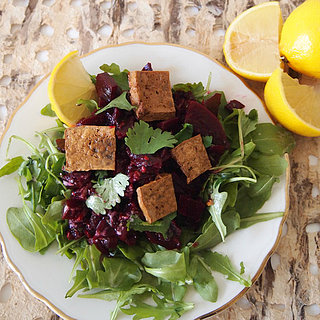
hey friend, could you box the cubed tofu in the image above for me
[128,71,176,121]
[137,174,177,223]
[65,125,116,172]
[171,134,211,183]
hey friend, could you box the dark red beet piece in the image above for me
[56,139,65,152]
[173,90,194,120]
[204,92,222,116]
[185,100,227,146]
[207,144,227,165]
[177,194,205,225]
[157,117,181,134]
[61,171,92,189]
[95,72,122,107]
[225,99,245,111]
[77,110,112,126]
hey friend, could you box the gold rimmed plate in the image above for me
[0,42,289,320]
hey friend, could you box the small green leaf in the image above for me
[240,211,284,228]
[0,156,24,177]
[172,82,207,102]
[41,103,56,117]
[96,92,135,114]
[99,63,129,90]
[202,136,213,148]
[201,251,251,287]
[174,123,193,145]
[125,121,177,155]
[128,212,177,237]
[76,99,98,113]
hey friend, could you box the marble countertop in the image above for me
[0,1,319,319]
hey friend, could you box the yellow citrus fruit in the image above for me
[264,67,320,137]
[48,51,96,126]
[280,0,320,78]
[223,1,282,82]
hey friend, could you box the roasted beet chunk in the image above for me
[173,90,193,120]
[141,62,153,71]
[95,72,122,107]
[185,101,227,146]
[204,92,223,116]
[61,171,92,189]
[225,99,245,112]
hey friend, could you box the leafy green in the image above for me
[142,250,187,283]
[99,63,129,90]
[174,123,193,145]
[240,211,284,228]
[202,136,213,148]
[96,92,136,114]
[189,255,218,302]
[172,82,207,102]
[76,99,98,113]
[128,212,177,237]
[0,156,24,177]
[247,153,288,176]
[86,173,129,214]
[249,123,295,155]
[121,294,194,320]
[201,251,251,287]
[40,103,56,117]
[125,121,177,155]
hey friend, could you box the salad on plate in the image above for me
[0,52,295,320]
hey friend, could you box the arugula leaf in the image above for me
[141,250,187,283]
[249,123,295,155]
[76,99,98,113]
[0,156,24,177]
[66,270,88,298]
[121,294,194,320]
[202,136,213,148]
[157,280,187,302]
[86,173,129,214]
[201,251,251,287]
[189,255,218,302]
[191,209,240,252]
[247,153,288,177]
[96,92,136,114]
[172,82,207,102]
[99,63,129,90]
[235,175,279,218]
[41,200,63,233]
[128,212,177,237]
[174,123,193,145]
[97,257,142,290]
[125,121,177,155]
[40,103,56,117]
[240,211,284,228]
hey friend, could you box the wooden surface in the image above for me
[0,0,319,319]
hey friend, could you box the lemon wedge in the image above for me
[48,51,96,126]
[264,68,320,137]
[223,1,282,82]
[280,0,320,78]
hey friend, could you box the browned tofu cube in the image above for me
[171,134,211,183]
[128,71,176,121]
[137,174,177,223]
[64,126,116,172]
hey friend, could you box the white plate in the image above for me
[0,43,288,320]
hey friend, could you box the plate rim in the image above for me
[0,41,290,320]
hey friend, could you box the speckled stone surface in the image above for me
[0,1,319,320]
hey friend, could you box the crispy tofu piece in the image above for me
[128,71,176,121]
[65,126,116,172]
[137,174,177,223]
[171,134,211,183]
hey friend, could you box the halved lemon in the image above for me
[48,51,96,126]
[223,2,282,82]
[264,68,320,137]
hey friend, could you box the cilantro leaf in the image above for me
[86,173,129,214]
[99,63,129,90]
[76,99,98,113]
[95,92,136,114]
[128,212,177,237]
[125,121,177,155]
